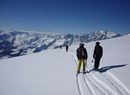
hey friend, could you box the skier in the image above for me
[76,43,88,75]
[93,42,103,70]
[66,45,69,52]
[60,45,62,49]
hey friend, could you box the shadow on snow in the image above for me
[89,64,127,73]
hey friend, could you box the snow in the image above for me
[0,50,79,95]
[99,30,117,37]
[0,29,120,57]
[0,35,130,95]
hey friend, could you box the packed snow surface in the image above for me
[0,35,130,95]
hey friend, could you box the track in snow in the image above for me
[76,75,82,95]
[76,69,130,95]
[92,70,130,95]
[76,73,96,95]
[69,52,130,95]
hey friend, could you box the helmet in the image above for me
[80,43,84,47]
[96,42,100,45]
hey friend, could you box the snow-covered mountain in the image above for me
[0,29,120,59]
[0,34,130,95]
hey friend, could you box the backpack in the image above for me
[78,47,85,58]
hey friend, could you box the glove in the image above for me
[93,55,96,59]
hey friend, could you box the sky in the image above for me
[0,0,130,34]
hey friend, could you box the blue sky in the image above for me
[0,0,130,34]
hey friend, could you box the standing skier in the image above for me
[66,45,69,52]
[60,45,62,49]
[93,42,103,70]
[76,43,88,75]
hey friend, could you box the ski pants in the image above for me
[77,59,87,72]
[94,57,101,69]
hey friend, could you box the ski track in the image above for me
[76,73,97,95]
[89,72,118,95]
[97,71,130,95]
[76,75,84,95]
[82,74,97,95]
[85,74,109,95]
[69,52,130,95]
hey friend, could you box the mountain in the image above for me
[0,29,120,59]
[0,34,130,95]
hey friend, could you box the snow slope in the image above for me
[69,35,130,95]
[0,50,79,95]
[0,35,130,95]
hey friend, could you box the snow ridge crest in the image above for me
[0,29,120,59]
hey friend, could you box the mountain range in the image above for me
[0,33,130,95]
[0,29,120,59]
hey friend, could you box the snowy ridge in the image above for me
[0,35,130,95]
[0,29,120,59]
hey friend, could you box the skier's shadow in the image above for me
[89,64,127,73]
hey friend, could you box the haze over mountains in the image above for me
[0,29,120,59]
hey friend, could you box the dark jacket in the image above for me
[93,45,103,58]
[77,46,88,60]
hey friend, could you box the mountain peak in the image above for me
[93,30,121,37]
[0,29,121,59]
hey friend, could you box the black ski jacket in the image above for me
[93,45,103,58]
